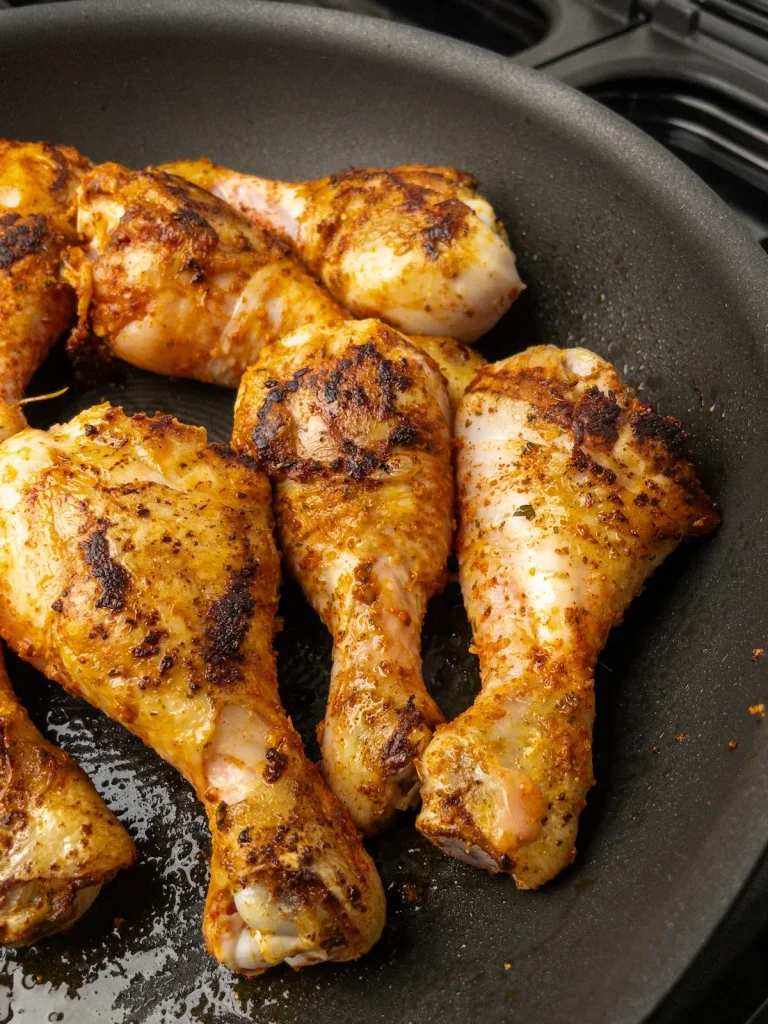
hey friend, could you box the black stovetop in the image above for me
[3,0,768,1021]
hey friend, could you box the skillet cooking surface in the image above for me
[0,2,767,1022]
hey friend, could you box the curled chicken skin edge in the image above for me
[162,159,524,343]
[0,405,385,972]
[232,319,453,834]
[416,345,719,887]
[63,162,485,411]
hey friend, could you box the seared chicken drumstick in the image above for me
[0,405,385,972]
[233,319,453,833]
[0,659,136,945]
[65,163,344,388]
[0,139,136,947]
[417,346,719,887]
[164,159,524,342]
[66,162,484,409]
[0,139,91,433]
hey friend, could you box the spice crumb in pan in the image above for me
[674,732,687,743]
[749,703,766,717]
[728,740,739,750]
[752,647,764,661]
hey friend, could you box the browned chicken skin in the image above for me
[0,405,385,971]
[233,319,453,833]
[64,162,347,387]
[0,140,91,412]
[0,658,135,946]
[0,140,136,947]
[417,346,719,886]
[163,159,524,342]
[65,162,484,409]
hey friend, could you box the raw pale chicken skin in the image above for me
[417,346,719,887]
[0,405,385,972]
[165,159,524,342]
[233,319,453,833]
[0,655,135,945]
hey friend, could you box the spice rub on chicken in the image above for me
[0,656,136,946]
[165,159,524,342]
[0,139,91,427]
[233,319,453,834]
[64,163,345,387]
[417,345,719,887]
[64,160,486,412]
[0,404,385,973]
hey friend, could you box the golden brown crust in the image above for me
[0,139,91,236]
[289,167,480,290]
[0,404,384,969]
[234,319,452,833]
[470,349,719,537]
[0,656,135,946]
[240,323,448,482]
[0,140,91,404]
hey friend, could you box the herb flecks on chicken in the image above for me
[0,405,385,972]
[164,159,524,342]
[233,319,453,834]
[416,345,719,887]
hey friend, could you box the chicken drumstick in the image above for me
[0,139,91,422]
[164,159,524,342]
[0,660,135,945]
[232,319,453,833]
[66,162,484,409]
[64,162,344,388]
[0,139,136,947]
[417,346,719,887]
[0,405,385,971]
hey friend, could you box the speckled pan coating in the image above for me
[0,2,766,1023]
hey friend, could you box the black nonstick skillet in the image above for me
[0,2,766,1022]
